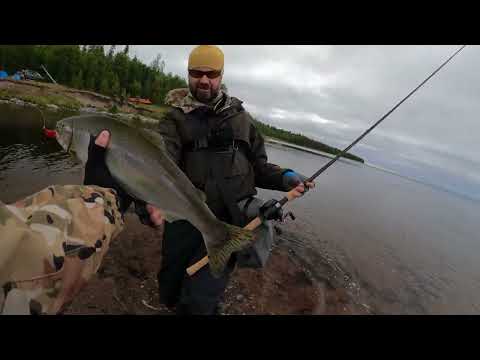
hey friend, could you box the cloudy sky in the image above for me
[130,45,479,200]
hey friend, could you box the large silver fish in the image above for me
[55,114,253,277]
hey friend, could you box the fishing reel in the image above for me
[259,199,295,223]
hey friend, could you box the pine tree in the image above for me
[108,45,116,58]
[111,74,121,96]
[131,80,142,97]
[150,53,165,73]
[99,77,110,95]
[72,69,84,89]
[0,45,188,105]
[85,76,96,91]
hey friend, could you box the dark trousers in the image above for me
[157,220,234,315]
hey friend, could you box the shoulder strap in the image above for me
[210,159,246,227]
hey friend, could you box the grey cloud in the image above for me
[130,45,480,196]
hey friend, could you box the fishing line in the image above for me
[307,45,466,183]
[280,45,467,206]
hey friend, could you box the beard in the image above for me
[190,83,219,103]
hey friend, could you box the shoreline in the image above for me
[0,79,364,160]
[265,137,365,166]
[64,213,370,315]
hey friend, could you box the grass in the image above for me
[0,88,82,111]
[135,103,169,120]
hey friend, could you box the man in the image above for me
[81,45,314,315]
[1,44,313,314]
[147,45,315,315]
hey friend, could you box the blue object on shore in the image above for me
[0,70,8,79]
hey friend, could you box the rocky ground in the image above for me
[0,79,168,127]
[0,79,105,110]
[64,213,368,315]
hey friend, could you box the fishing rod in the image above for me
[34,105,57,139]
[302,45,467,187]
[186,45,467,276]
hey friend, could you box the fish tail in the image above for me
[208,223,254,278]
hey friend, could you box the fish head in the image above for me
[55,117,91,164]
[55,118,74,153]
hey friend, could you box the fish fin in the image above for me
[138,128,167,152]
[208,223,255,278]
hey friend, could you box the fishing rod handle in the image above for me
[186,256,210,276]
[186,189,298,276]
[278,186,300,206]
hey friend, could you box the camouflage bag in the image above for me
[0,185,124,315]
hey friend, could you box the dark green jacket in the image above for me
[155,90,288,222]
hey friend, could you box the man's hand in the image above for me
[135,200,165,230]
[291,181,315,199]
[84,130,134,214]
[146,204,165,228]
[88,131,165,230]
[94,129,110,147]
[283,170,315,199]
[51,256,86,314]
[84,130,115,188]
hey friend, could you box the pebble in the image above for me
[46,104,59,111]
[80,107,98,113]
[1,98,37,108]
[236,294,244,302]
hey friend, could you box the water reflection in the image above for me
[0,103,83,203]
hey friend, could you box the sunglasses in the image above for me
[188,69,222,79]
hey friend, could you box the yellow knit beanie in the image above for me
[188,45,224,71]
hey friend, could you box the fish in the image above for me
[55,114,253,277]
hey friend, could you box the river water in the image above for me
[1,102,479,314]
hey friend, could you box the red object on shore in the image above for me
[43,127,57,139]
[128,97,153,105]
